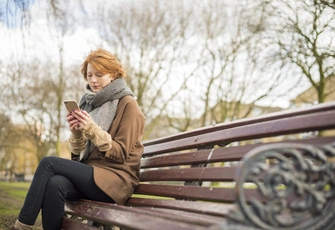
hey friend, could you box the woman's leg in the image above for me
[41,175,81,229]
[17,156,114,230]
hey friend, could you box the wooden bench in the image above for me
[62,102,335,230]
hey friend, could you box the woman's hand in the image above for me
[66,111,80,132]
[72,110,92,130]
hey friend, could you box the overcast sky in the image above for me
[0,0,97,64]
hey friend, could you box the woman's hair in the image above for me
[81,48,126,80]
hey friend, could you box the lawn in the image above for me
[0,181,42,230]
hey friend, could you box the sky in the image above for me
[0,0,34,27]
[0,1,104,71]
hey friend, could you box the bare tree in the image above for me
[0,112,37,180]
[176,1,288,126]
[254,0,335,104]
[5,0,329,144]
[0,113,18,180]
[83,0,294,136]
[43,0,81,156]
[1,0,32,27]
[86,0,201,137]
[319,0,335,9]
[2,0,86,157]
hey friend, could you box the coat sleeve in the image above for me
[68,132,86,154]
[82,120,112,152]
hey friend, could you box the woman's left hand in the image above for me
[72,110,92,130]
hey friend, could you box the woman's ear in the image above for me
[111,72,118,81]
[109,73,115,82]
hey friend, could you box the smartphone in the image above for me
[64,100,80,112]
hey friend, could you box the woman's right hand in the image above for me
[66,111,81,132]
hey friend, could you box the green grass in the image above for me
[0,181,42,230]
[1,182,29,197]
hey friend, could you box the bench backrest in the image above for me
[127,102,335,209]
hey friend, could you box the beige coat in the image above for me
[69,96,146,204]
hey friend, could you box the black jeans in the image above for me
[18,156,115,230]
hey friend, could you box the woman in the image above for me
[12,48,146,230]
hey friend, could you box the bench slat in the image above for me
[143,110,335,156]
[140,167,236,182]
[141,136,335,168]
[134,184,235,202]
[134,184,263,203]
[139,207,227,225]
[65,200,208,230]
[143,102,335,147]
[126,197,235,217]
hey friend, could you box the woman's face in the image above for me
[87,63,115,93]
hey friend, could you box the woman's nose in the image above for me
[91,76,97,82]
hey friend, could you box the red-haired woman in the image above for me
[13,48,146,230]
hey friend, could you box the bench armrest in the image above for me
[222,141,335,230]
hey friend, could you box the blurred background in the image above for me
[0,0,334,181]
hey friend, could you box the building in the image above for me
[290,75,335,108]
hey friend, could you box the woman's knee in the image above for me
[47,174,65,187]
[45,175,66,196]
[44,175,79,201]
[38,156,58,168]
